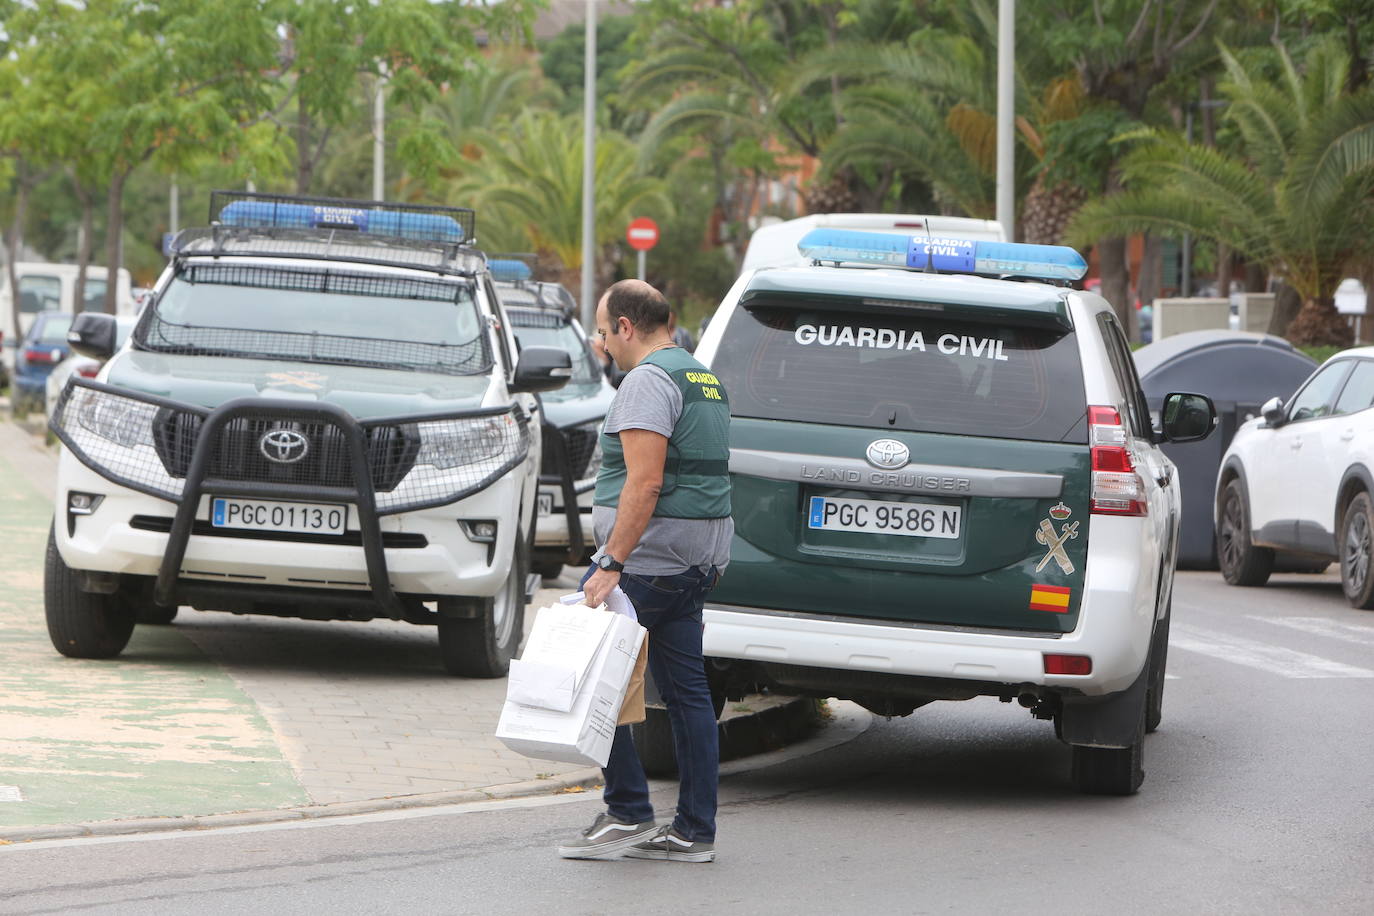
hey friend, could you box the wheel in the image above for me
[135,605,179,625]
[1217,479,1273,587]
[44,527,136,659]
[1145,606,1170,734]
[1340,492,1374,609]
[531,553,564,580]
[1070,707,1145,796]
[437,529,527,677]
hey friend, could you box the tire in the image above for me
[135,605,179,625]
[1339,492,1374,609]
[531,553,564,580]
[1217,479,1273,587]
[44,527,136,659]
[438,529,527,677]
[1070,707,1145,796]
[1145,607,1170,734]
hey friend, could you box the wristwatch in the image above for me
[593,550,625,573]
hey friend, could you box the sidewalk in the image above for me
[0,414,825,842]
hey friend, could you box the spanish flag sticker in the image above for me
[1029,584,1071,612]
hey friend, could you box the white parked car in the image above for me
[1217,347,1374,605]
[45,192,572,676]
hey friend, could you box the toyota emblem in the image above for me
[259,429,310,464]
[865,438,909,470]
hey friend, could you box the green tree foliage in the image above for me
[1067,41,1374,347]
[444,110,670,294]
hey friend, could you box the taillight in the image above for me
[22,347,61,365]
[1089,405,1147,516]
[1044,653,1093,675]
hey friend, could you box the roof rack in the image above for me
[163,191,484,277]
[169,227,487,278]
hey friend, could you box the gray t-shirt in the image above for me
[593,361,733,576]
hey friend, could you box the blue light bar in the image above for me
[797,228,1088,282]
[218,200,466,243]
[488,259,533,283]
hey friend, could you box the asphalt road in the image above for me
[4,569,1372,914]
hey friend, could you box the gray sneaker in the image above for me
[623,825,716,863]
[557,813,659,860]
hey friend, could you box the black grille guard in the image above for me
[50,378,528,617]
[538,417,599,564]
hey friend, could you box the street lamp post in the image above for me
[374,65,387,201]
[580,0,597,332]
[996,0,1015,239]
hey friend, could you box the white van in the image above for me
[740,213,1007,273]
[1,262,135,375]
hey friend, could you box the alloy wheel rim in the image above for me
[1346,512,1370,594]
[1221,495,1243,571]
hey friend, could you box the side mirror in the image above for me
[67,312,118,361]
[1159,391,1216,443]
[1260,396,1286,428]
[510,345,573,394]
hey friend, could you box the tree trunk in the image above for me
[6,164,31,348]
[103,170,128,315]
[1285,294,1353,348]
[1098,235,1134,335]
[1137,233,1162,316]
[72,177,94,314]
[1215,244,1233,298]
[296,94,314,194]
[1266,282,1301,338]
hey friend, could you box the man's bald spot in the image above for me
[604,279,670,333]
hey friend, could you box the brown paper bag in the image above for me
[617,633,649,726]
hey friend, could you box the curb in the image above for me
[0,696,826,845]
[0,767,606,844]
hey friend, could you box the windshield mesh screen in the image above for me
[713,302,1087,443]
[137,265,491,375]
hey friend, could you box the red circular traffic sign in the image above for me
[626,217,659,251]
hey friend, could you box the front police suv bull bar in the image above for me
[50,378,529,617]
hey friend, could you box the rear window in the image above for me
[35,314,74,344]
[713,300,1088,443]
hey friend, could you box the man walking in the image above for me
[557,279,732,864]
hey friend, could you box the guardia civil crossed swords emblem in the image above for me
[1035,501,1078,574]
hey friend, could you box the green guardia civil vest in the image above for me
[593,346,732,519]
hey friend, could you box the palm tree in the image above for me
[1067,41,1374,347]
[445,110,670,292]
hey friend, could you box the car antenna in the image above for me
[922,227,937,274]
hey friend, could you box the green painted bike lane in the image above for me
[0,448,307,829]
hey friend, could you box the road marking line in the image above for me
[1172,623,1374,678]
[1250,615,1374,648]
[0,786,23,802]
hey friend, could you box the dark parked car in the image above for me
[13,310,73,413]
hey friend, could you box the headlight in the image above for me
[74,389,157,448]
[413,414,513,469]
[376,410,529,513]
[52,385,182,500]
[571,418,604,481]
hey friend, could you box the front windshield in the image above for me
[137,263,491,375]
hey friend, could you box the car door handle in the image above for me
[1341,430,1356,442]
[1290,439,1304,450]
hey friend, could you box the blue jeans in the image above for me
[580,565,720,842]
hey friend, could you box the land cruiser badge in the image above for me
[1035,518,1079,574]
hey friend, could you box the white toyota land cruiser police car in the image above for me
[46,192,571,677]
[695,229,1216,795]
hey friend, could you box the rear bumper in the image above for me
[704,517,1156,697]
